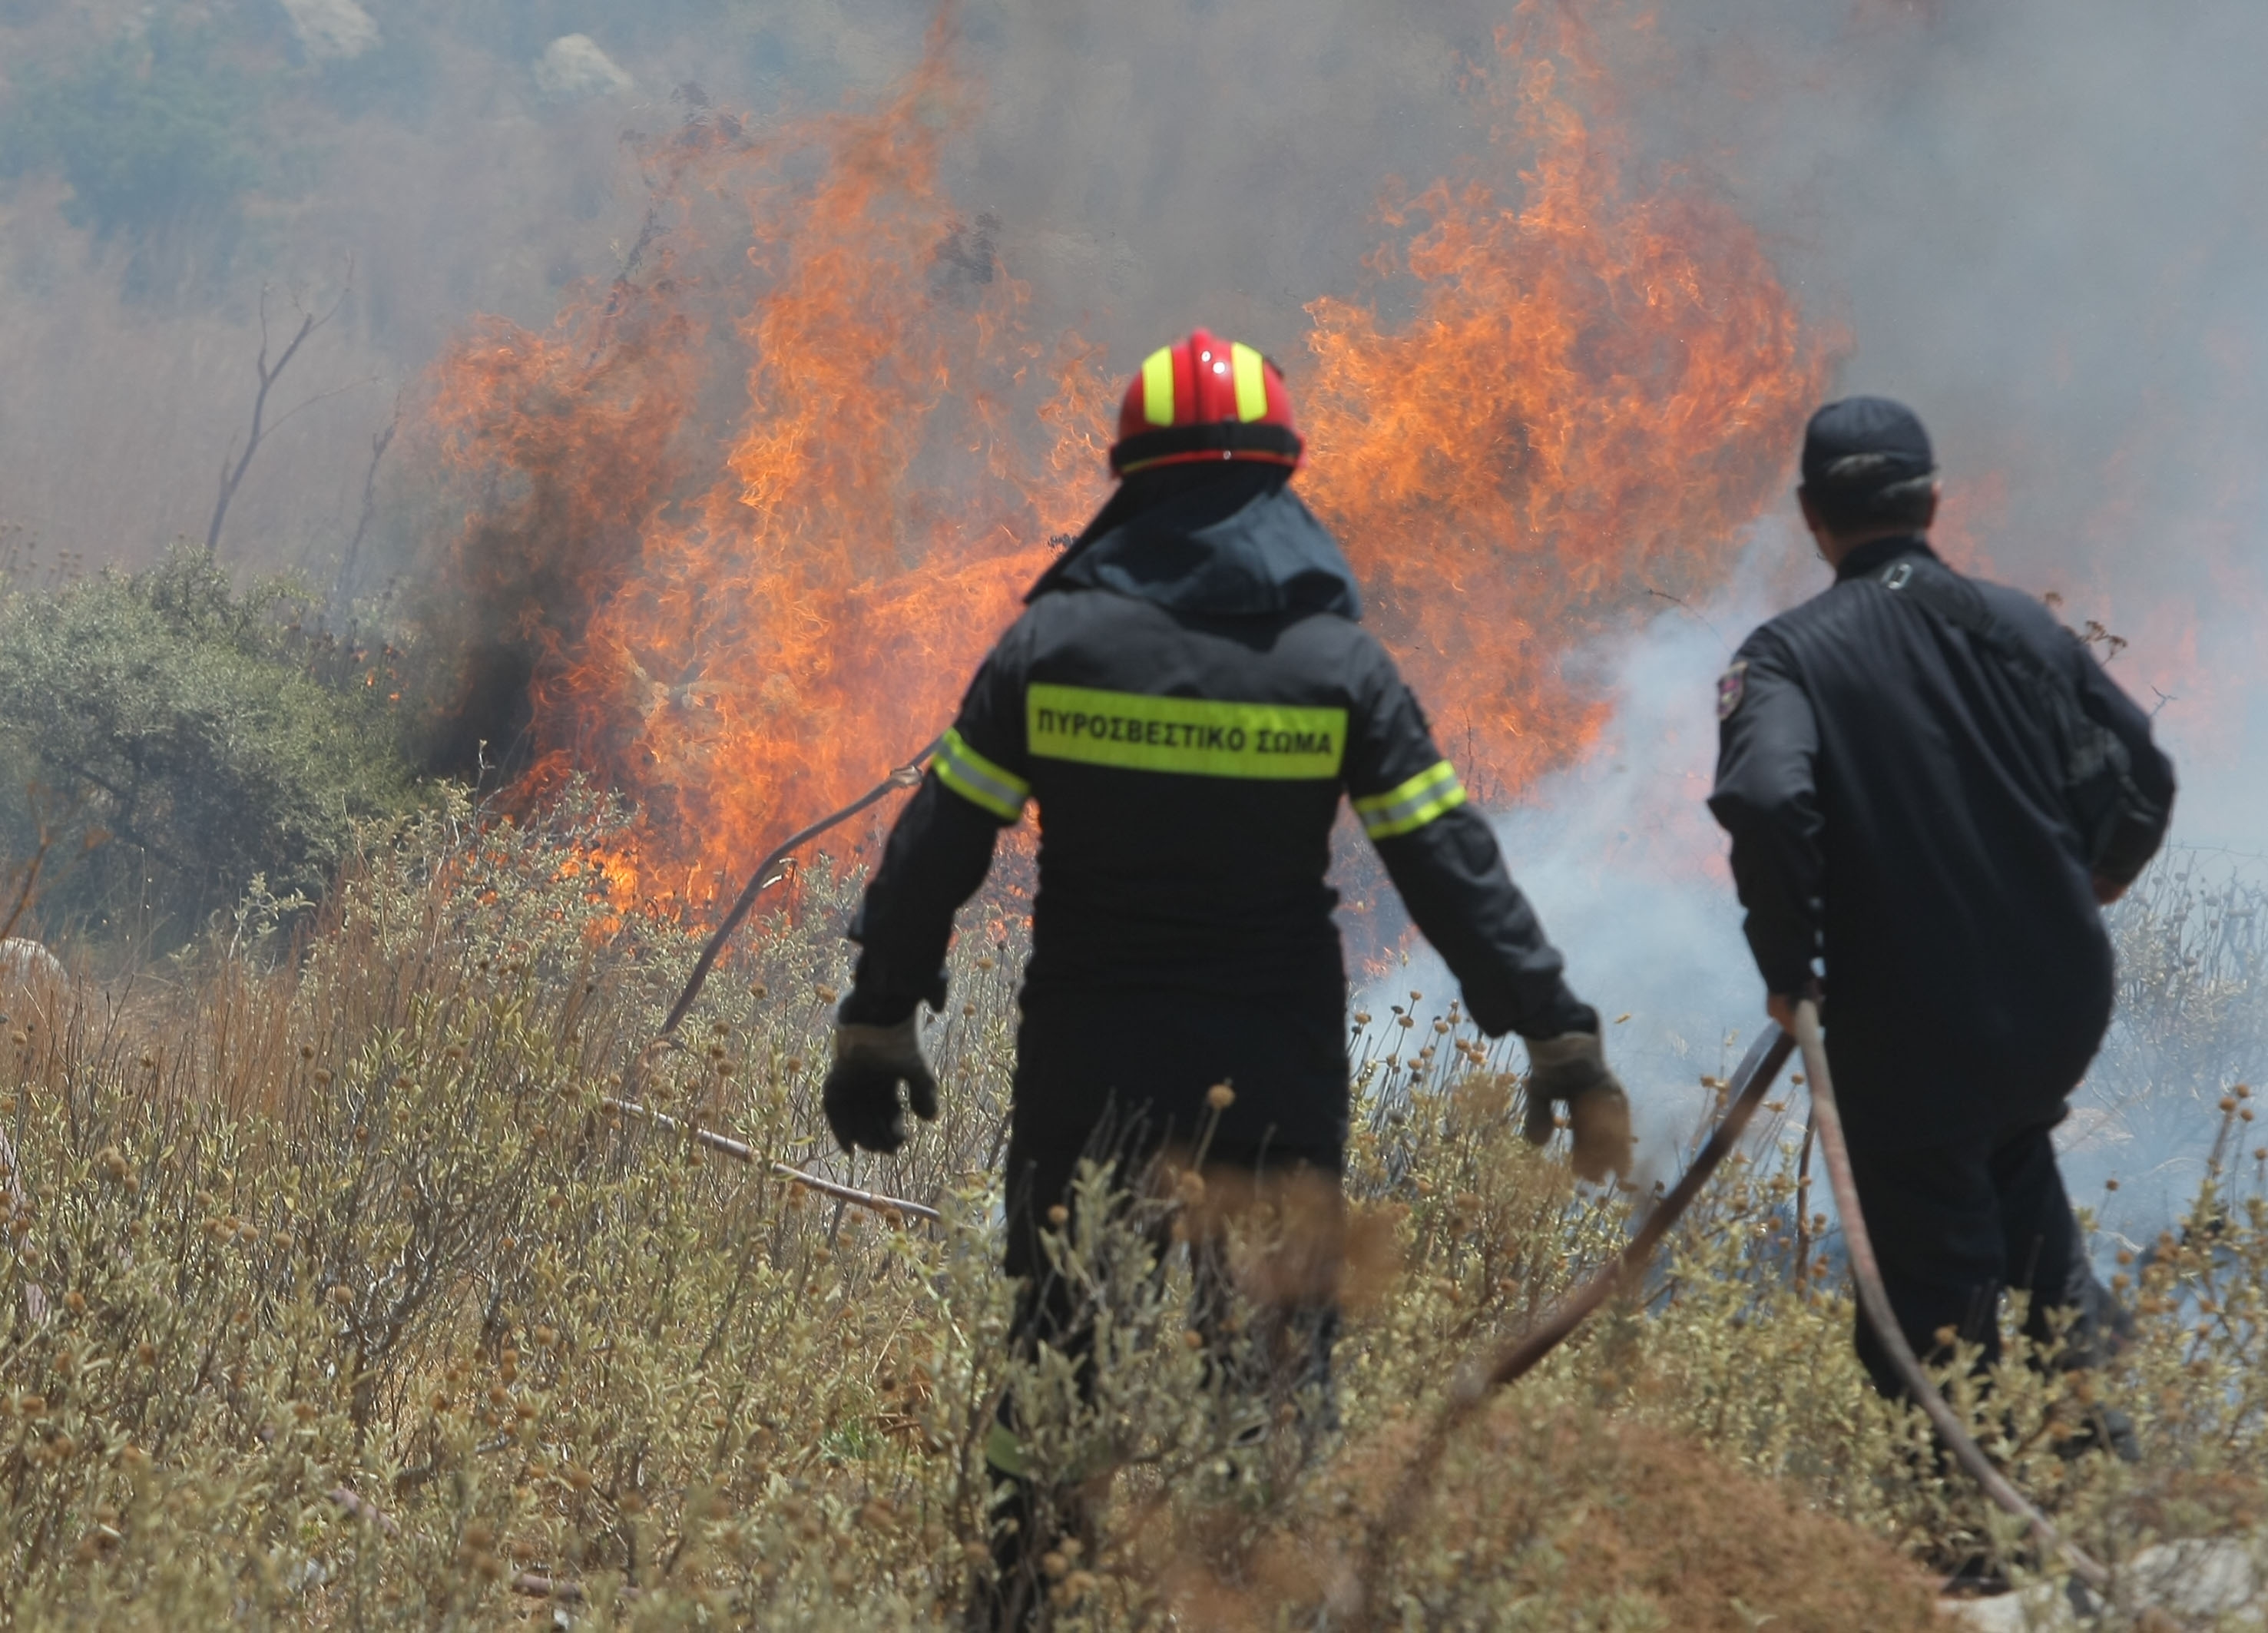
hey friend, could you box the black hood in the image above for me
[1025,465,1362,621]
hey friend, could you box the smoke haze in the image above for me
[2,1,2262,1225]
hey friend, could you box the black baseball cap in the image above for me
[1800,396,1936,495]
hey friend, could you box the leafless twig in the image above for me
[207,262,367,557]
[0,820,51,943]
[336,402,399,601]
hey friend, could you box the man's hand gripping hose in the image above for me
[1352,1023,1793,1625]
[611,735,943,1217]
[1791,995,2114,1598]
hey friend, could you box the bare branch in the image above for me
[336,402,401,601]
[205,260,360,557]
[261,374,380,444]
[0,816,51,943]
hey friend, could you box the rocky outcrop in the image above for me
[0,939,63,985]
[280,0,381,61]
[534,35,634,102]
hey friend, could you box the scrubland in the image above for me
[0,793,2260,1630]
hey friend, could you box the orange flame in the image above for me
[419,17,1823,911]
[1303,22,1826,793]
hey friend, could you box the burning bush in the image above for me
[0,807,2256,1627]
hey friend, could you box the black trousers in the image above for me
[998,1111,1343,1416]
[1844,1121,2131,1400]
[975,1110,1342,1631]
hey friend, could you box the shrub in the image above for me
[0,801,2256,1627]
[2098,851,2268,1161]
[0,544,421,946]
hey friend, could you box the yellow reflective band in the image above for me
[1230,342,1269,422]
[1028,684,1346,780]
[1141,346,1177,427]
[932,727,1030,823]
[983,1421,1028,1477]
[1354,760,1468,839]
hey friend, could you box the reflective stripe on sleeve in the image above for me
[932,727,1030,822]
[1353,760,1468,839]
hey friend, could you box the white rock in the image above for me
[279,0,381,61]
[0,939,63,985]
[1937,1583,2081,1631]
[533,35,634,102]
[2126,1536,2262,1620]
[1936,1538,2265,1630]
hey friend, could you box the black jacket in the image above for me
[1708,537,2174,1148]
[843,467,1591,1151]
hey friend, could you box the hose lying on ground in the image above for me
[607,737,940,1217]
[1355,1024,1796,1624]
[601,1095,940,1224]
[1792,997,2114,1598]
[657,734,942,1040]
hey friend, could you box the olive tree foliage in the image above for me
[0,545,420,946]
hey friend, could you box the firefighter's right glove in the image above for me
[822,1015,938,1155]
[1521,1030,1634,1184]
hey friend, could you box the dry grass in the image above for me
[0,794,2259,1628]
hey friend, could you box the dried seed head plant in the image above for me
[0,803,2258,1628]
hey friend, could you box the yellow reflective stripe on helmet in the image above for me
[984,1421,1028,1477]
[1230,342,1269,422]
[1028,684,1345,780]
[1354,760,1468,839]
[933,727,1029,823]
[1141,346,1177,427]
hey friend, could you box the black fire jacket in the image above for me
[842,465,1593,1154]
[1708,536,2174,1150]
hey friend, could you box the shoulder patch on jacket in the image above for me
[1716,659,1750,721]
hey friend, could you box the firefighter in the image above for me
[1709,396,2174,1439]
[822,330,1626,1625]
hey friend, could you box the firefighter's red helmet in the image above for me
[1108,329,1303,477]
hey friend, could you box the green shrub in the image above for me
[0,544,420,946]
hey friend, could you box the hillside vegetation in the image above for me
[0,544,420,949]
[0,792,2259,1629]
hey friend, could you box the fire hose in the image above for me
[1356,1022,1795,1616]
[631,751,2117,1598]
[657,735,943,1040]
[619,735,943,1217]
[1359,1006,2114,1619]
[1791,997,2114,1596]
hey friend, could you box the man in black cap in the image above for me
[1709,396,2174,1429]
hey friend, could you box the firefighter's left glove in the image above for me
[822,1015,938,1155]
[1521,1030,1633,1184]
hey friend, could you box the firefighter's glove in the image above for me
[822,1016,938,1155]
[1521,1030,1634,1183]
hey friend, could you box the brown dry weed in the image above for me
[0,794,2256,1628]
